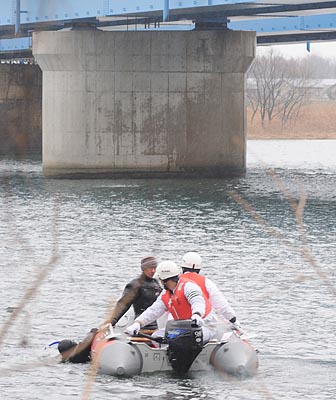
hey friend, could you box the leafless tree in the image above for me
[247,50,314,126]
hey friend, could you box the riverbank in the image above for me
[247,101,336,140]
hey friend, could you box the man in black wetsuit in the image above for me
[108,255,162,330]
[58,255,161,362]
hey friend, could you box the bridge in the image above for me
[1,0,336,56]
[1,1,336,177]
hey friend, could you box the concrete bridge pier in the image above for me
[0,63,42,157]
[33,29,255,177]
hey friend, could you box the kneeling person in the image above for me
[181,251,244,333]
[126,261,217,342]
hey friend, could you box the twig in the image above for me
[228,191,335,297]
[0,199,60,347]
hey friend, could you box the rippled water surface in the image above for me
[1,140,335,400]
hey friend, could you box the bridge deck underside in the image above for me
[1,1,336,53]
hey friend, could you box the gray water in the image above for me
[0,140,335,400]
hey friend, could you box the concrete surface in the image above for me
[33,30,255,177]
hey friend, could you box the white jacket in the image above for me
[183,272,236,321]
[136,280,216,327]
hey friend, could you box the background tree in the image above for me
[247,50,317,126]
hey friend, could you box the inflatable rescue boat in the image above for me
[90,319,259,377]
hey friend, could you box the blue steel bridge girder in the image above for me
[0,0,255,27]
[1,1,336,27]
[1,0,336,53]
[229,13,336,34]
[4,16,336,53]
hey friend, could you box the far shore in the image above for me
[248,135,336,140]
[247,101,336,140]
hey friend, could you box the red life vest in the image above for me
[161,278,212,320]
[180,272,210,299]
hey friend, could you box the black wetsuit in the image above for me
[58,273,162,363]
[111,273,162,330]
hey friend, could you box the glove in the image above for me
[191,314,204,327]
[125,322,141,336]
[231,320,243,334]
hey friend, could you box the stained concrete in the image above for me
[33,30,255,177]
[0,64,42,157]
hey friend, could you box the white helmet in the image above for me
[156,261,182,281]
[181,252,202,271]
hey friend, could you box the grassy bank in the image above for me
[247,101,336,140]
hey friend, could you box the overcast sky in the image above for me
[257,41,336,60]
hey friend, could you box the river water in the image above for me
[0,140,335,400]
